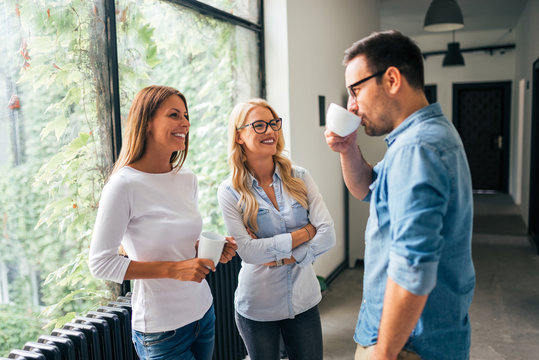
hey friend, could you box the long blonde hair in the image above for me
[227,99,308,232]
[111,85,189,174]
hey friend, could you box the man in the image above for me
[325,30,475,360]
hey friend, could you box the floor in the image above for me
[319,194,539,360]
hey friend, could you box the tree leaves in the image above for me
[40,115,68,140]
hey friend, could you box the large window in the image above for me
[116,0,261,232]
[0,0,262,355]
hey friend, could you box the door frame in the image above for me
[453,81,512,193]
[529,59,539,250]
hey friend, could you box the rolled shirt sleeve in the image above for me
[386,144,450,295]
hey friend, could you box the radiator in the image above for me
[5,256,247,360]
[206,255,247,360]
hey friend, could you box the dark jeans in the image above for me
[132,305,215,360]
[235,305,323,360]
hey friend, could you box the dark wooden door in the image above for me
[529,59,539,250]
[453,82,511,192]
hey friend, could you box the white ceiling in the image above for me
[379,0,529,37]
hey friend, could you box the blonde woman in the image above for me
[89,85,237,360]
[217,99,336,360]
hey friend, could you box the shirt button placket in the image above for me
[287,268,294,317]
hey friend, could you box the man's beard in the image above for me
[362,117,392,137]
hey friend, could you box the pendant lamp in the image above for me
[424,0,464,32]
[442,31,465,66]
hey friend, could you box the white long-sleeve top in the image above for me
[89,166,212,333]
[217,165,336,321]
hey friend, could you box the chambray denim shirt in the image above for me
[218,165,336,321]
[354,103,475,360]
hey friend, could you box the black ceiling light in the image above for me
[442,31,465,66]
[424,0,464,32]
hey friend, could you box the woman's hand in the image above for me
[246,228,257,239]
[219,236,238,264]
[168,258,215,283]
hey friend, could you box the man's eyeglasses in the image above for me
[237,118,282,134]
[347,69,387,100]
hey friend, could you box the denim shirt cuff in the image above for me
[387,251,438,295]
[292,244,313,267]
[269,233,293,258]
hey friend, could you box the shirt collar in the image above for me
[384,103,443,147]
[249,164,282,187]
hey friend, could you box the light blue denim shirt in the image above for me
[354,103,475,360]
[218,165,336,321]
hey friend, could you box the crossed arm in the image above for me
[217,170,335,266]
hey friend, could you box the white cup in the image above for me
[198,231,226,267]
[326,103,361,137]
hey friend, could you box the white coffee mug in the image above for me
[198,231,226,267]
[326,103,361,137]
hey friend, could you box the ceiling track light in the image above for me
[422,43,516,67]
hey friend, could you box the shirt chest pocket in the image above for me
[366,177,391,241]
[288,201,309,229]
[256,207,277,237]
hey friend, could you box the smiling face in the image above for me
[345,55,394,136]
[146,95,189,155]
[236,106,280,159]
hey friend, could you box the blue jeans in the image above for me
[235,305,323,360]
[132,305,215,360]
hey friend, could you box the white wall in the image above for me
[513,0,539,225]
[264,0,380,277]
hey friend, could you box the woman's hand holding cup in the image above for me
[219,236,238,264]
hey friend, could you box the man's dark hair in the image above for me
[343,30,425,90]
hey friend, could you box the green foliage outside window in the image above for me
[0,1,117,354]
[0,0,259,355]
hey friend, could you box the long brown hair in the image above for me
[227,99,308,232]
[111,85,189,174]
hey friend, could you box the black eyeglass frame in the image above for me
[347,68,388,99]
[236,118,283,134]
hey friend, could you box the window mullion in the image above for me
[103,0,123,162]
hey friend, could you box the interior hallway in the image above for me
[319,194,539,359]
